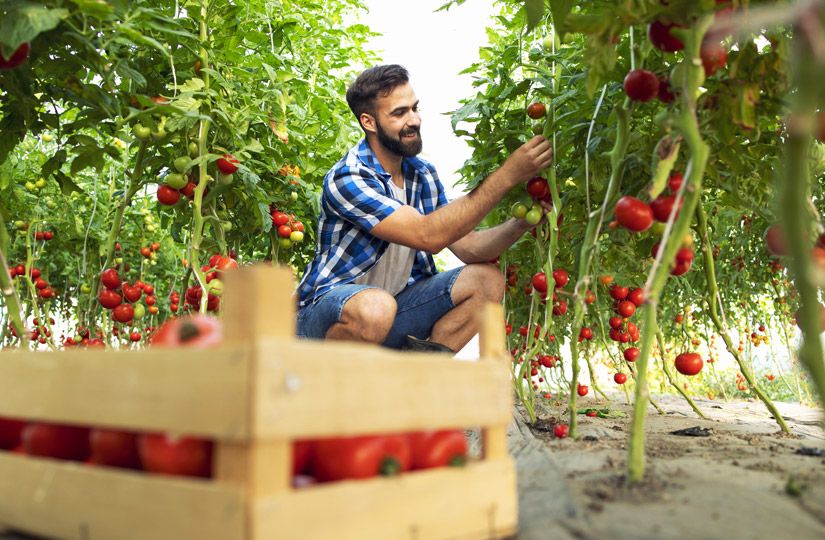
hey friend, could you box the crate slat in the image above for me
[253,458,518,540]
[0,452,245,540]
[0,347,252,439]
[253,338,513,438]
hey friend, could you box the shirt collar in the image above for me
[355,138,426,181]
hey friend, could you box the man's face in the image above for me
[365,83,422,157]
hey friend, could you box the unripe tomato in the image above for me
[525,208,542,225]
[290,230,304,242]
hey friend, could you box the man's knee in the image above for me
[337,288,397,343]
[457,263,505,303]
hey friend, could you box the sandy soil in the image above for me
[512,393,825,540]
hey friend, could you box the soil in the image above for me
[509,393,825,540]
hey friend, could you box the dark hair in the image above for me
[346,64,409,122]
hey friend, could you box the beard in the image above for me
[375,119,423,157]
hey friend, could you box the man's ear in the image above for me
[360,112,377,134]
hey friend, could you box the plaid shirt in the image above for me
[297,139,449,307]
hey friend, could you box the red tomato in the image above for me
[293,440,314,476]
[150,315,222,347]
[526,176,550,199]
[614,373,628,384]
[138,433,213,478]
[614,196,654,231]
[701,39,727,76]
[676,247,695,264]
[89,429,141,469]
[658,76,676,103]
[765,224,786,256]
[277,225,292,238]
[552,300,568,316]
[157,185,181,206]
[623,347,640,362]
[579,327,593,341]
[271,211,290,227]
[627,287,644,306]
[623,69,660,102]
[407,430,468,470]
[552,268,569,288]
[0,418,26,450]
[585,411,598,418]
[648,20,684,52]
[98,289,123,309]
[216,154,239,175]
[616,300,636,318]
[0,42,31,70]
[671,259,692,276]
[577,384,589,397]
[180,181,197,198]
[313,435,411,482]
[609,285,629,300]
[553,424,569,438]
[668,171,684,192]
[122,283,142,303]
[532,272,547,293]
[526,102,546,119]
[100,268,120,290]
[215,255,239,271]
[650,194,681,222]
[675,353,704,376]
[584,290,596,304]
[609,316,624,329]
[23,423,91,461]
[112,303,134,323]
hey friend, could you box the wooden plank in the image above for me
[0,347,251,439]
[0,452,244,540]
[478,303,512,461]
[253,338,512,438]
[253,458,518,540]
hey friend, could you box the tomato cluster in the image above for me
[8,264,55,301]
[97,267,158,323]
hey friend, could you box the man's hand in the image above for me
[498,136,554,188]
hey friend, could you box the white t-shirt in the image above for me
[353,180,416,296]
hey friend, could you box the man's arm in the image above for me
[370,136,553,253]
[447,218,533,264]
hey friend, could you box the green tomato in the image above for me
[188,141,199,158]
[651,222,667,236]
[218,173,234,186]
[512,203,529,220]
[45,198,56,209]
[290,191,299,202]
[174,156,191,173]
[14,220,26,230]
[532,122,544,136]
[149,259,157,266]
[25,181,36,191]
[35,178,46,188]
[221,221,233,232]
[80,284,91,294]
[525,208,543,225]
[290,230,304,242]
[151,127,167,140]
[40,133,53,143]
[146,224,156,232]
[114,257,123,264]
[133,124,151,140]
[279,237,292,249]
[542,35,554,50]
[133,303,146,320]
[165,173,187,189]
[207,278,224,296]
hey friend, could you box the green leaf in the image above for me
[524,0,544,33]
[0,3,69,51]
[54,170,83,196]
[70,147,105,175]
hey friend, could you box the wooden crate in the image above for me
[0,266,517,540]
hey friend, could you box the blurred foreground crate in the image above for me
[0,265,517,540]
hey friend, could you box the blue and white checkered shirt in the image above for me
[297,139,450,307]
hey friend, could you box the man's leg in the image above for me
[429,263,505,352]
[325,288,397,344]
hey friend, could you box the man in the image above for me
[296,65,552,353]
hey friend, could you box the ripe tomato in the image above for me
[215,255,239,271]
[0,42,31,70]
[271,211,289,227]
[668,171,684,192]
[614,373,628,385]
[599,274,613,286]
[216,154,239,175]
[0,418,26,450]
[526,102,546,119]
[531,272,548,293]
[553,300,568,316]
[552,268,569,288]
[553,424,569,439]
[23,423,91,461]
[623,69,659,102]
[577,384,589,397]
[112,303,135,323]
[623,347,639,362]
[407,430,468,470]
[100,268,120,290]
[701,39,727,76]
[313,435,411,482]
[609,285,629,300]
[614,196,653,232]
[676,247,695,264]
[765,224,786,256]
[579,327,593,341]
[671,259,692,276]
[98,289,123,309]
[179,181,197,198]
[650,194,681,222]
[277,225,292,238]
[90,429,141,469]
[647,20,684,52]
[293,440,315,476]
[526,176,550,199]
[675,352,704,376]
[151,315,222,347]
[609,316,623,329]
[584,290,596,304]
[658,76,676,103]
[122,283,142,303]
[616,300,636,318]
[156,185,180,206]
[138,433,213,478]
[627,287,644,307]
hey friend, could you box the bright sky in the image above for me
[358,0,496,200]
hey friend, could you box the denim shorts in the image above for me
[296,267,464,349]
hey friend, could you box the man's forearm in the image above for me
[450,218,531,263]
